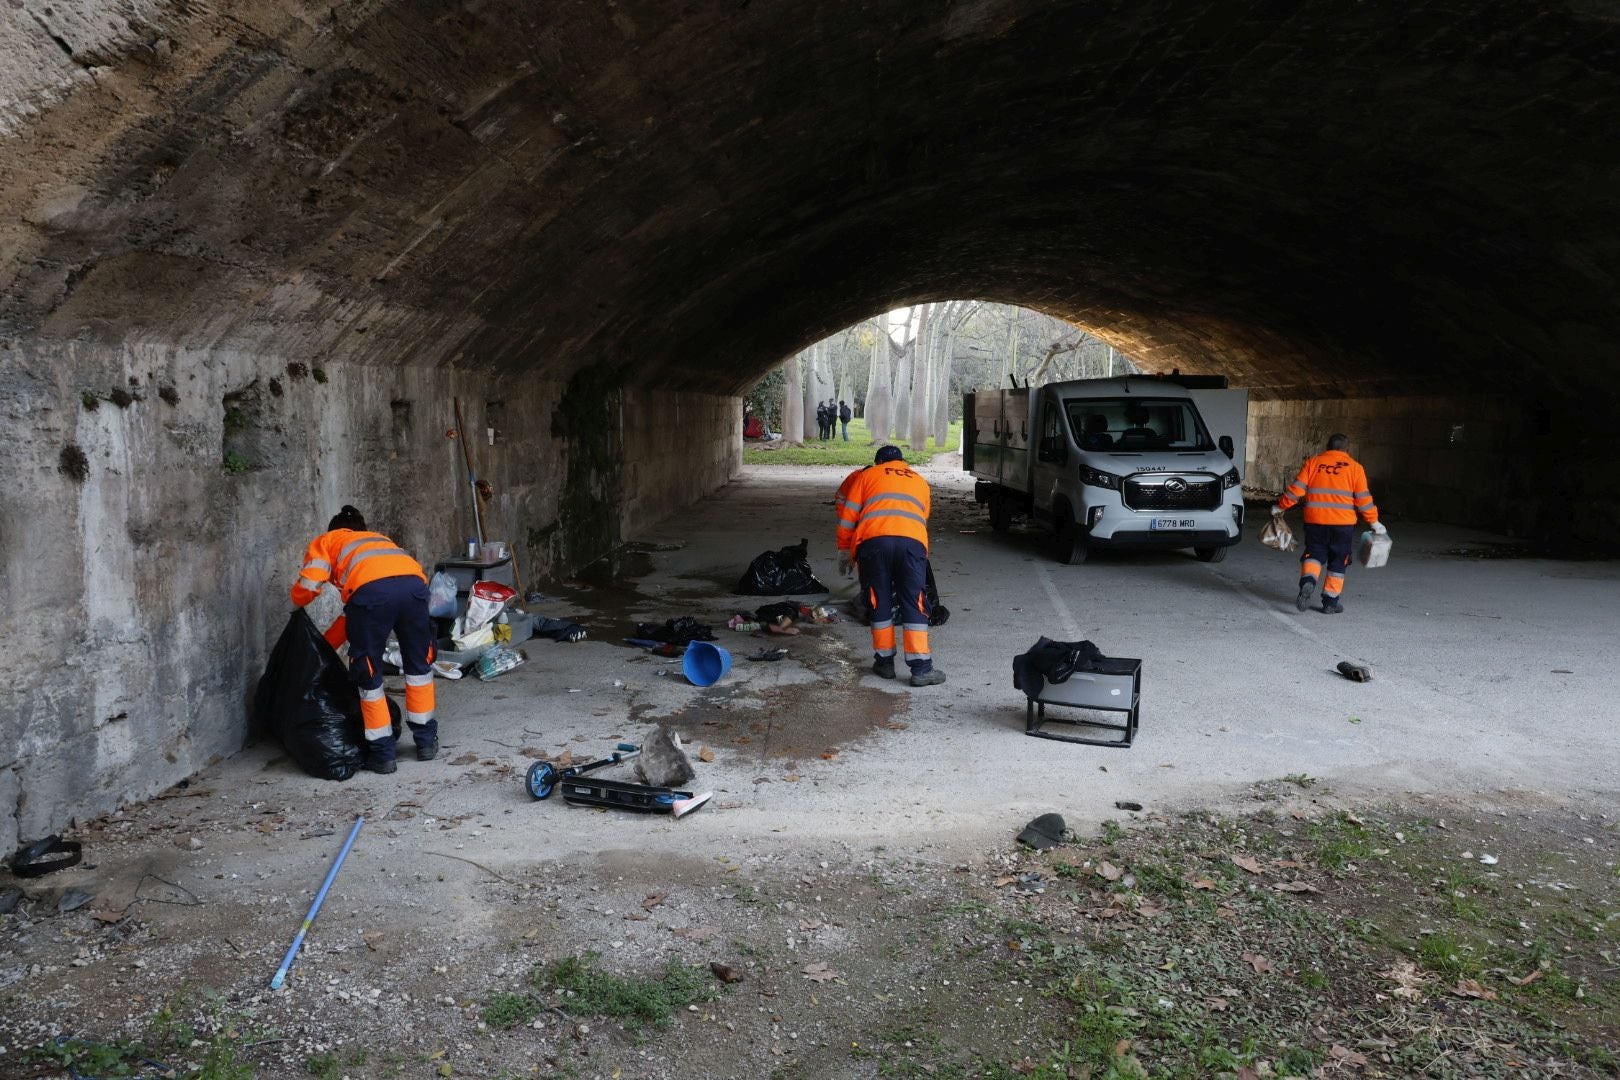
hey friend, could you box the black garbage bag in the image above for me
[254,610,398,781]
[850,561,950,627]
[736,538,827,596]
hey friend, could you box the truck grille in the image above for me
[1123,474,1221,512]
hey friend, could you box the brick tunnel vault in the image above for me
[3,0,1619,846]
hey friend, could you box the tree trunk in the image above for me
[864,318,892,443]
[891,311,914,442]
[934,305,956,445]
[781,353,804,443]
[909,303,933,450]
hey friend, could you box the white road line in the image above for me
[1205,565,1329,646]
[1034,561,1082,640]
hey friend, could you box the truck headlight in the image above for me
[1080,465,1121,490]
[1220,467,1240,489]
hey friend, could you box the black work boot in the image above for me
[910,669,947,687]
[1320,596,1344,614]
[409,720,439,761]
[1295,577,1317,612]
[872,656,897,680]
[364,737,398,775]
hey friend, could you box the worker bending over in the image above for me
[291,505,438,773]
[836,446,945,686]
[1273,434,1385,614]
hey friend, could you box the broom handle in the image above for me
[270,816,364,989]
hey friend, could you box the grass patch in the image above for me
[538,952,717,1029]
[481,990,542,1030]
[743,419,961,466]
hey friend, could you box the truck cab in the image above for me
[966,376,1247,564]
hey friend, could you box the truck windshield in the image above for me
[1064,398,1215,452]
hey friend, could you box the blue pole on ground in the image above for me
[270,815,364,990]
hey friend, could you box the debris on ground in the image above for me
[1336,660,1374,682]
[634,616,716,644]
[634,726,696,788]
[1015,812,1066,849]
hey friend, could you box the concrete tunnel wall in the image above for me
[5,0,1620,847]
[0,338,737,856]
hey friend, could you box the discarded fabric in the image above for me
[635,616,715,644]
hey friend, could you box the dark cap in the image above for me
[874,445,904,464]
[1015,812,1066,850]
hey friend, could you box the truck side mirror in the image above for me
[1219,435,1234,460]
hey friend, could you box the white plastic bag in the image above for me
[428,572,459,618]
[463,580,516,633]
[1259,515,1296,552]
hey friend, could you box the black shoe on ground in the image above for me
[1295,578,1316,612]
[415,739,438,761]
[1320,596,1344,614]
[872,657,897,680]
[910,669,947,687]
[364,757,397,775]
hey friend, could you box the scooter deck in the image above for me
[559,777,692,813]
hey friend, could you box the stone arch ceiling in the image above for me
[3,0,1619,402]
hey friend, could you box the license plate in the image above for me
[1150,518,1196,530]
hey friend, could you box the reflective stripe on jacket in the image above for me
[1278,451,1378,526]
[290,529,426,607]
[837,463,932,554]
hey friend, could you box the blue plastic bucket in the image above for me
[682,641,732,687]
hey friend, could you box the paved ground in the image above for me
[115,459,1620,861]
[5,458,1618,1077]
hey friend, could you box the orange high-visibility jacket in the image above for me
[836,462,932,554]
[1278,450,1379,527]
[834,466,868,525]
[290,529,426,607]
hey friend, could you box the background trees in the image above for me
[753,303,1139,445]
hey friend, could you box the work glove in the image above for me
[1371,521,1387,535]
[1271,504,1285,517]
[836,551,854,578]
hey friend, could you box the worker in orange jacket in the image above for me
[1273,434,1385,614]
[291,505,437,772]
[836,446,945,686]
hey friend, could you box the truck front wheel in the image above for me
[1194,545,1228,563]
[1054,518,1089,565]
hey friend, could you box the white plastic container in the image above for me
[1358,530,1392,568]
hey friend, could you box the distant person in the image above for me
[291,505,437,773]
[825,399,838,440]
[815,401,828,441]
[1273,433,1385,614]
[839,399,852,441]
[836,446,945,687]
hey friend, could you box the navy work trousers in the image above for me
[858,535,932,674]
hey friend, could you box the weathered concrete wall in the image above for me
[0,341,738,855]
[1248,397,1620,549]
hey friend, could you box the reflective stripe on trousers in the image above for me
[404,672,435,724]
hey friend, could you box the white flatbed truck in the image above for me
[964,375,1249,564]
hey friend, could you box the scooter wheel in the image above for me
[526,761,558,801]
